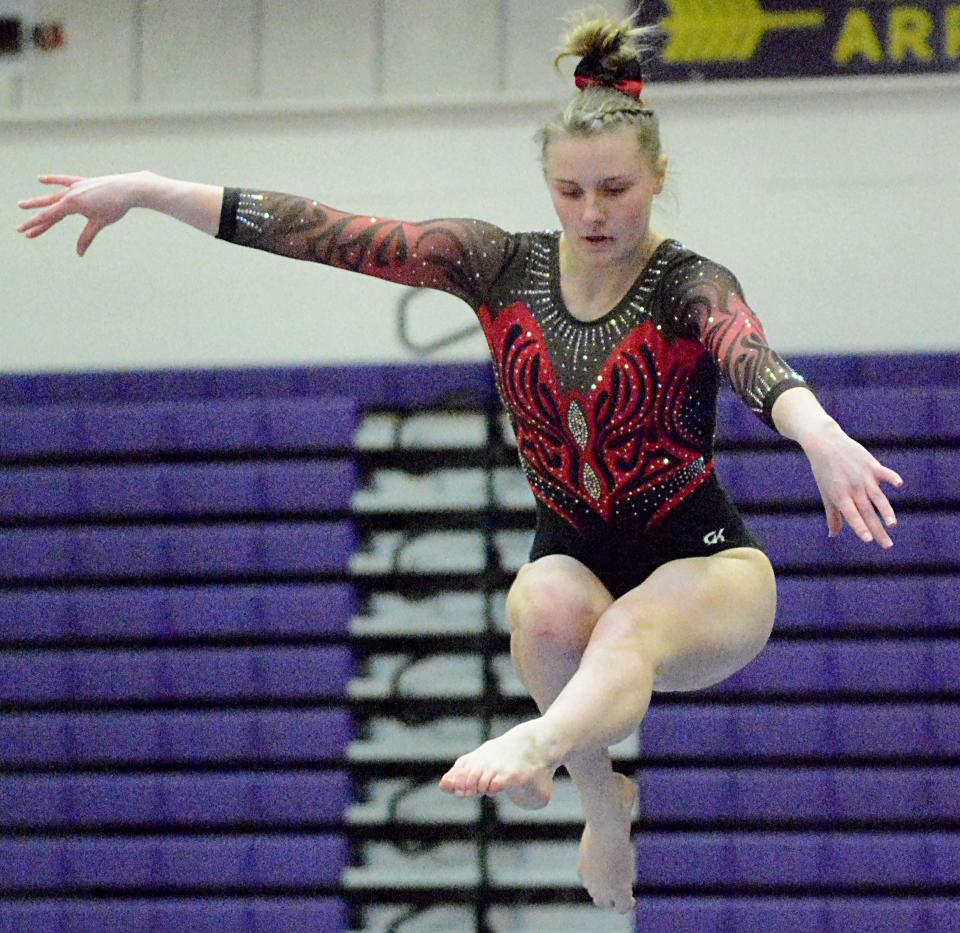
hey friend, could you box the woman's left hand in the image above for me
[802,425,904,548]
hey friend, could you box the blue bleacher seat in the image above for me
[0,460,358,521]
[0,397,360,460]
[0,710,355,768]
[0,521,356,583]
[0,834,349,891]
[637,767,956,822]
[642,704,960,759]
[701,640,959,696]
[1,646,355,704]
[716,386,960,445]
[0,898,348,933]
[716,448,959,505]
[749,513,960,569]
[0,771,352,829]
[635,832,960,886]
[0,583,357,643]
[773,576,956,634]
[634,897,960,933]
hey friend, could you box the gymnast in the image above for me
[17,8,903,914]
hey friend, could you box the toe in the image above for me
[476,767,498,796]
[440,759,467,794]
[457,766,480,797]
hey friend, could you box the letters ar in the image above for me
[833,4,960,65]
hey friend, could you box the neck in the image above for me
[559,230,658,304]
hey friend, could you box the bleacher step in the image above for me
[349,591,506,638]
[350,530,529,574]
[358,904,631,933]
[348,777,585,827]
[355,413,489,451]
[344,839,585,890]
[349,716,639,764]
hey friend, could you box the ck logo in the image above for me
[703,528,726,546]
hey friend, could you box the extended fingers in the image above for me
[18,193,62,211]
[17,176,84,234]
[17,199,71,234]
[38,174,85,186]
[856,489,894,548]
[17,211,60,236]
[868,482,898,529]
[836,490,893,548]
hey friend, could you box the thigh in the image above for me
[612,547,777,693]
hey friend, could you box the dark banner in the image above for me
[634,0,960,80]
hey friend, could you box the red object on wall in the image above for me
[33,22,66,52]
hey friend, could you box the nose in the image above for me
[582,194,605,226]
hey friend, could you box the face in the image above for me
[543,125,666,271]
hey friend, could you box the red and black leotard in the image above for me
[217,189,812,594]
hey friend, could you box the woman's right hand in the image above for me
[17,171,148,257]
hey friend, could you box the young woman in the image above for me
[17,10,902,915]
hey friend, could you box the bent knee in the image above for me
[506,555,611,650]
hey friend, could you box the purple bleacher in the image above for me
[0,834,348,891]
[0,460,358,521]
[0,396,360,461]
[0,710,354,768]
[634,897,960,933]
[773,575,957,634]
[748,513,960,569]
[2,354,957,408]
[0,363,497,410]
[637,767,957,823]
[0,583,357,644]
[0,771,352,830]
[716,385,960,445]
[632,832,959,887]
[698,640,960,697]
[715,448,958,506]
[790,353,960,387]
[1,646,355,705]
[0,899,348,933]
[0,521,355,583]
[641,704,960,760]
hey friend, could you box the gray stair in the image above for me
[346,410,621,931]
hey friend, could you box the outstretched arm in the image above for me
[17,172,515,308]
[215,187,513,305]
[669,257,903,549]
[771,386,903,549]
[17,172,222,254]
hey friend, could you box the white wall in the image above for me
[3,0,958,375]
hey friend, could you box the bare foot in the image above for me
[439,720,555,809]
[577,772,638,914]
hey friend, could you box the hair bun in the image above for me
[555,7,660,96]
[573,48,645,98]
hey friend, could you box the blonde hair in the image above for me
[539,6,663,173]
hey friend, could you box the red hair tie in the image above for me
[574,75,645,100]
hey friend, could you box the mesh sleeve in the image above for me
[215,187,516,311]
[666,256,814,431]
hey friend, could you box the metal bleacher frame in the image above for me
[345,391,614,931]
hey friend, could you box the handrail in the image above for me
[396,288,481,356]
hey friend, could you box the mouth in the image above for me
[583,235,613,245]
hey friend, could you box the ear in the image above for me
[653,154,668,194]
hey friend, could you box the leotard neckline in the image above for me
[550,235,679,328]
